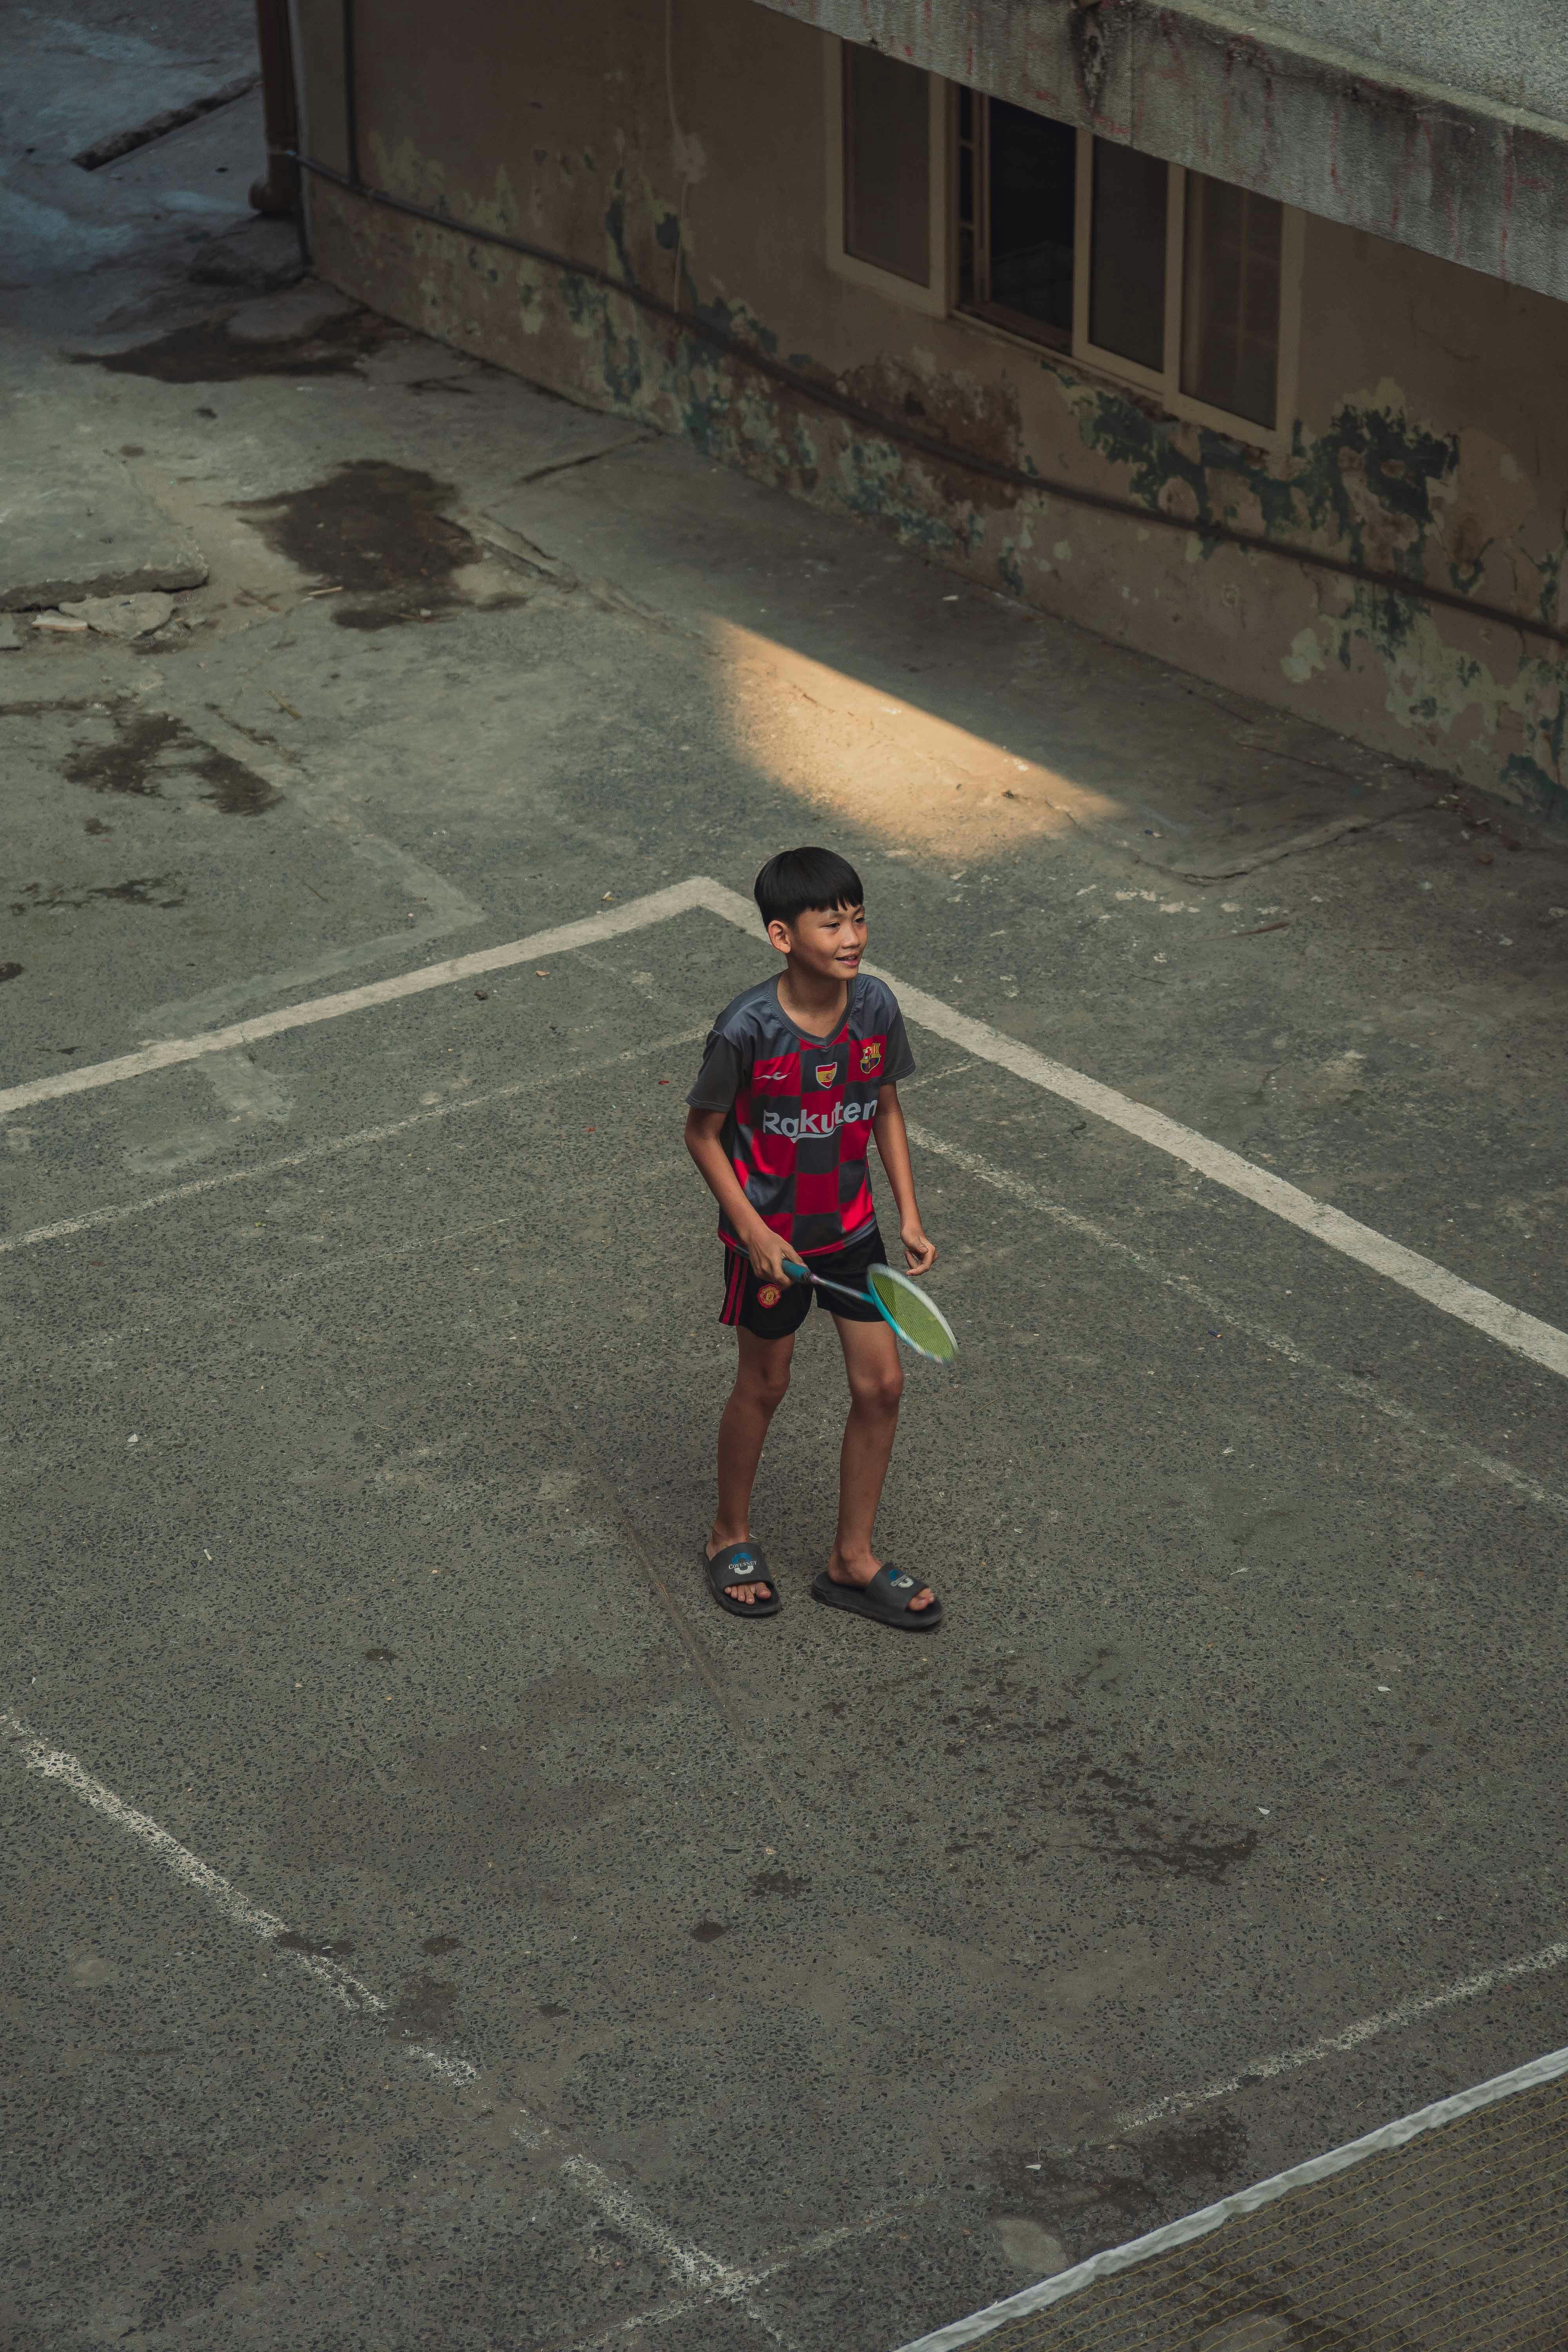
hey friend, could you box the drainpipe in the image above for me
[249,0,300,215]
[341,0,362,189]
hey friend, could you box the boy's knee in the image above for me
[742,1351,792,1409]
[851,1363,904,1415]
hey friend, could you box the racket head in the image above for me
[866,1265,957,1363]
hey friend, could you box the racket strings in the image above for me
[868,1267,958,1362]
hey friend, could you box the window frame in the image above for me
[823,34,951,317]
[1072,138,1303,452]
[946,85,1302,450]
[955,84,1077,354]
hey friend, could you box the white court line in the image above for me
[1115,1935,1568,2134]
[0,1706,810,2339]
[134,706,486,1035]
[0,878,714,1116]
[4,871,1565,1383]
[858,955,1568,1385]
[900,2038,1568,2352]
[562,2157,793,2348]
[0,1709,479,2093]
[566,2211,906,2352]
[0,1027,707,1258]
[905,1123,1567,1515]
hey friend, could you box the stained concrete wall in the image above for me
[754,0,1568,305]
[298,0,1568,818]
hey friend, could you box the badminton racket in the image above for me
[783,1259,957,1363]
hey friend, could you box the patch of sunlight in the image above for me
[712,621,1123,858]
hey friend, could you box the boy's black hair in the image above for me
[753,846,864,931]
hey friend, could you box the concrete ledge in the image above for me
[0,457,207,611]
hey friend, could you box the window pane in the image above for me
[843,45,930,285]
[1181,172,1282,427]
[1089,139,1166,370]
[985,99,1075,339]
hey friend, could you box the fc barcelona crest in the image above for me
[858,1039,884,1076]
[815,1061,838,1089]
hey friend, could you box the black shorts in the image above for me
[720,1223,888,1338]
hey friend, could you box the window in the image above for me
[1179,172,1284,428]
[843,46,929,284]
[956,88,1075,348]
[824,38,949,316]
[956,90,1299,445]
[1086,140,1167,375]
[1074,142,1292,437]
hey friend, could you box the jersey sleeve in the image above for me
[686,1028,748,1112]
[880,999,916,1084]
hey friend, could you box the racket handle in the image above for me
[795,1267,869,1303]
[782,1258,867,1306]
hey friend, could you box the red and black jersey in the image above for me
[687,974,915,1258]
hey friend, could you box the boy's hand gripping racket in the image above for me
[783,1259,957,1363]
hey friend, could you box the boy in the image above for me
[684,847,942,1632]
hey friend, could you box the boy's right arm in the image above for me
[684,1109,799,1285]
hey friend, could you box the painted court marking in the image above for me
[7,1702,1563,2352]
[1114,1935,1568,2135]
[0,1027,708,1258]
[3,875,1564,1382]
[0,1710,479,2093]
[904,1122,1566,1516]
[0,1708,893,2351]
[0,879,715,1116]
[4,1027,1557,1522]
[8,889,1566,2339]
[0,1707,800,2342]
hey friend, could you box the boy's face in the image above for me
[768,898,867,981]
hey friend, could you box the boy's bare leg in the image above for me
[826,1316,934,1611]
[708,1325,794,1603]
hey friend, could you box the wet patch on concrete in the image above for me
[984,2107,1249,2264]
[60,704,280,816]
[747,1868,810,1899]
[420,1934,460,1958]
[234,461,489,630]
[390,1973,459,2042]
[9,873,185,913]
[938,1653,1258,1885]
[74,306,394,385]
[1063,1758,1259,1884]
[0,962,22,981]
[689,1918,728,1943]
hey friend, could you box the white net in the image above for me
[901,2047,1568,2352]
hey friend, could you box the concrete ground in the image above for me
[3,15,1568,2349]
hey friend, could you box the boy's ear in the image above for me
[766,916,793,955]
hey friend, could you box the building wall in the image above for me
[751,0,1568,304]
[300,0,1568,818]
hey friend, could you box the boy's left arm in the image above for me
[871,1083,936,1274]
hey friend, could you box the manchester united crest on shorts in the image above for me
[857,1038,884,1077]
[757,1282,782,1308]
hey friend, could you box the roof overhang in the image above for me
[756,0,1568,303]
